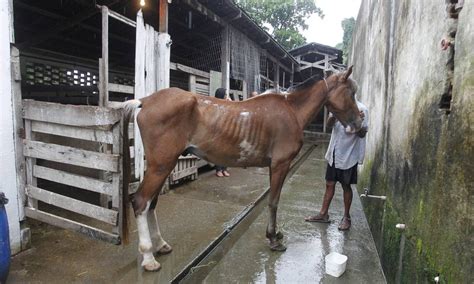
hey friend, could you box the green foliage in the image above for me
[236,0,323,50]
[337,17,355,64]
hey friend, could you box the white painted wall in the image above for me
[0,0,21,254]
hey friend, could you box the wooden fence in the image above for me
[169,155,198,186]
[22,100,124,244]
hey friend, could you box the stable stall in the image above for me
[6,0,297,251]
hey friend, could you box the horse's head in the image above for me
[325,66,362,133]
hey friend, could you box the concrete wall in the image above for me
[351,0,473,282]
[0,0,21,254]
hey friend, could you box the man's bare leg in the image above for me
[339,184,353,230]
[305,181,336,222]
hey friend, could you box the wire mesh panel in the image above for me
[229,27,260,93]
[172,32,222,73]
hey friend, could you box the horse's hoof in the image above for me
[276,231,284,240]
[266,231,284,240]
[143,260,161,272]
[270,242,287,252]
[157,243,173,255]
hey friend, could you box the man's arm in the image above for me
[356,107,369,138]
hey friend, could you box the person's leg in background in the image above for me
[215,165,224,177]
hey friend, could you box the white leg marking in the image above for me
[137,201,160,270]
[148,208,168,250]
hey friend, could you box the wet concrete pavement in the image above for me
[204,146,385,283]
[9,164,270,283]
[201,145,386,283]
[8,143,385,283]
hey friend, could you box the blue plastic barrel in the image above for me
[0,192,10,284]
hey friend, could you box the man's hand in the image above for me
[356,111,367,137]
[327,113,336,128]
[356,126,368,138]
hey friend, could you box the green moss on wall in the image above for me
[359,82,473,282]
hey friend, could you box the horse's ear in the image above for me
[342,65,353,82]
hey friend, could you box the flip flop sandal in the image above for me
[338,217,351,231]
[305,214,330,223]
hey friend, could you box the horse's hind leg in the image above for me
[147,197,172,254]
[133,163,175,271]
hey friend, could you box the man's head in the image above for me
[215,88,226,99]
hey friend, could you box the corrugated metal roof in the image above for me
[290,42,342,59]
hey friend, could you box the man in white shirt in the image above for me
[305,100,368,230]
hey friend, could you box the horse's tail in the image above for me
[120,99,142,244]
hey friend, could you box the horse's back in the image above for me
[137,88,199,134]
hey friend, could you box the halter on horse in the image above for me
[119,66,362,271]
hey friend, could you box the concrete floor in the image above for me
[201,146,386,283]
[8,143,385,283]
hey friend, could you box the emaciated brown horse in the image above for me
[119,66,362,271]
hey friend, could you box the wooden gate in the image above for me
[22,100,125,244]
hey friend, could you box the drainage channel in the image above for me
[171,144,317,283]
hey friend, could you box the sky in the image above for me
[300,0,362,47]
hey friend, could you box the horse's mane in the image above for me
[289,71,358,94]
[290,74,324,93]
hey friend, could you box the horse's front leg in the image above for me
[147,198,172,254]
[266,161,291,251]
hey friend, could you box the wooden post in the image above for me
[156,0,171,91]
[290,63,294,88]
[99,6,112,207]
[282,72,286,89]
[274,63,280,93]
[221,25,230,95]
[266,59,270,89]
[158,0,168,33]
[24,121,38,210]
[156,33,171,90]
[189,74,197,93]
[134,10,145,180]
[145,25,157,94]
[112,119,123,236]
[100,5,109,107]
[10,46,26,221]
[242,80,247,100]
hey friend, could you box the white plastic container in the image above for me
[325,252,348,277]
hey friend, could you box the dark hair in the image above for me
[293,74,324,91]
[215,88,226,99]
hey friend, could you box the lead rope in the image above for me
[323,78,330,92]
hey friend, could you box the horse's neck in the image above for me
[288,80,328,128]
